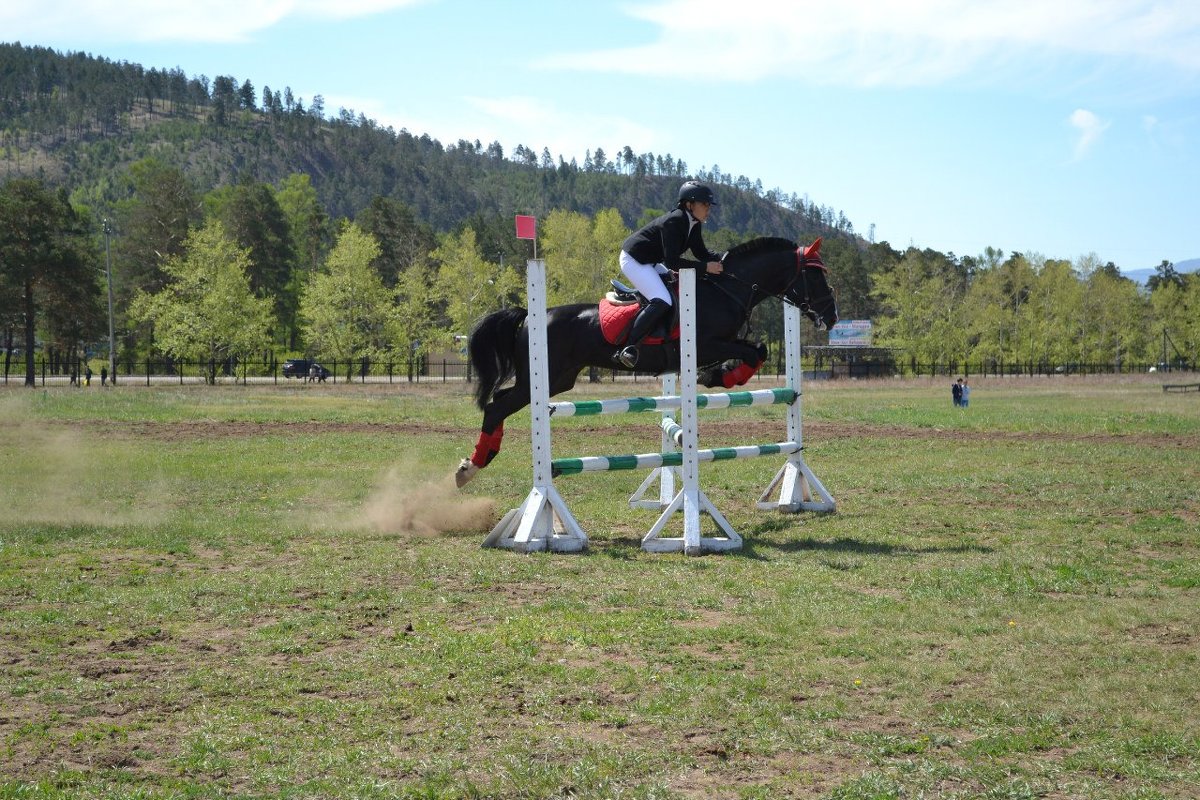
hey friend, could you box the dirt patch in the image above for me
[666,747,865,799]
[1125,622,1197,649]
[677,609,734,630]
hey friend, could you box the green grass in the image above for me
[1,376,1198,799]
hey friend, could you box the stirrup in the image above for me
[614,346,639,369]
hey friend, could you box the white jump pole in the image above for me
[482,259,587,552]
[641,269,740,555]
[757,301,836,512]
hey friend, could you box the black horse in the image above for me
[455,236,838,487]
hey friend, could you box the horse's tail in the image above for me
[469,307,528,410]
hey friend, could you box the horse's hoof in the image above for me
[454,459,480,488]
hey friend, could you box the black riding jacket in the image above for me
[622,207,722,269]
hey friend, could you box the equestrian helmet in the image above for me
[677,180,718,207]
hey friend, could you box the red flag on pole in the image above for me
[515,215,536,240]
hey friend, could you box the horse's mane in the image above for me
[725,237,797,261]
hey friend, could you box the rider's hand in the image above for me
[706,261,724,275]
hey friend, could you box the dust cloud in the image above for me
[1,395,170,527]
[356,465,496,536]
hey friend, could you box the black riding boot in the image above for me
[614,298,672,368]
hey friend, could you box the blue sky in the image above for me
[4,0,1199,271]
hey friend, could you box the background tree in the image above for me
[389,260,442,362]
[299,223,392,380]
[462,212,532,274]
[541,210,600,306]
[431,227,522,339]
[826,238,894,321]
[591,207,632,281]
[129,220,274,383]
[540,208,632,306]
[275,172,331,279]
[1150,274,1199,367]
[110,158,202,357]
[0,179,102,385]
[872,248,967,368]
[1078,268,1148,367]
[207,179,297,345]
[356,196,437,287]
[1147,259,1183,292]
[39,203,106,369]
[1021,258,1082,369]
[0,234,19,375]
[274,173,331,350]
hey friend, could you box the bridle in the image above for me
[781,246,831,328]
[710,243,832,334]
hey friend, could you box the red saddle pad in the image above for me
[598,298,680,346]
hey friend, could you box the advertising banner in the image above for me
[828,320,872,347]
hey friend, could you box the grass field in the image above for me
[1,375,1198,799]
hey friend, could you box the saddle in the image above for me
[598,278,681,347]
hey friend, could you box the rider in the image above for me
[613,180,725,368]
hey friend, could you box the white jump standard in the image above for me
[482,259,587,553]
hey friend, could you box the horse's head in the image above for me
[786,238,839,331]
[721,236,839,330]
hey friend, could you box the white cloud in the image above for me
[540,0,1200,88]
[0,0,427,44]
[1069,108,1110,160]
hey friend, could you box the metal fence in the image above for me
[854,360,1194,379]
[3,353,1193,387]
[2,356,475,386]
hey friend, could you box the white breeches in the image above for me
[619,250,673,305]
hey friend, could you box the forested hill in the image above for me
[0,42,855,243]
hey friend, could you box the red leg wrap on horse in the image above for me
[722,361,760,388]
[470,424,505,468]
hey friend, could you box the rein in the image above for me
[716,245,824,335]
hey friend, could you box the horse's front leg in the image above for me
[696,339,768,388]
[456,386,525,487]
[455,369,582,488]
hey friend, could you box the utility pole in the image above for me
[103,219,116,384]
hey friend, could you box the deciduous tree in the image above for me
[431,227,521,340]
[299,223,392,378]
[209,179,297,344]
[111,158,202,354]
[129,220,274,383]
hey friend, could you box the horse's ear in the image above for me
[803,237,823,259]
